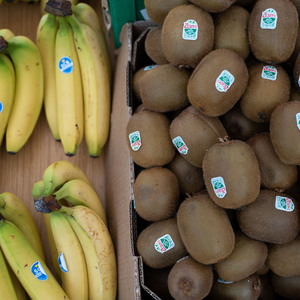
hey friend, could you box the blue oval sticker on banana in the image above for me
[0,102,3,113]
[58,253,69,273]
[31,261,48,281]
[58,56,73,74]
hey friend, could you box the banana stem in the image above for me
[45,0,73,16]
[0,36,8,53]
[34,195,61,213]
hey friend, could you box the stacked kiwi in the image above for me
[126,0,300,299]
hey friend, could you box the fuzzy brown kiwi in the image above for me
[167,256,214,300]
[169,105,228,168]
[240,61,291,123]
[177,193,235,265]
[188,0,236,13]
[161,4,214,68]
[136,217,188,269]
[126,110,175,168]
[248,0,299,64]
[139,64,191,113]
[247,132,298,191]
[271,273,300,300]
[269,101,300,165]
[202,139,261,209]
[133,167,180,222]
[214,231,268,282]
[237,189,299,244]
[145,27,168,65]
[213,5,250,60]
[187,48,249,117]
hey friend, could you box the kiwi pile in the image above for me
[126,0,300,299]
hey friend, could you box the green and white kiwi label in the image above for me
[275,196,295,212]
[296,113,300,130]
[172,136,188,154]
[215,70,235,92]
[261,65,277,81]
[182,20,198,40]
[154,234,175,253]
[211,176,227,198]
[260,9,277,29]
[129,131,142,151]
[218,278,233,284]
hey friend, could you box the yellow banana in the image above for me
[4,35,44,154]
[0,53,15,147]
[55,16,84,156]
[67,14,111,157]
[0,248,18,300]
[0,29,15,41]
[0,192,45,261]
[7,264,27,300]
[53,178,107,226]
[50,212,88,300]
[0,219,69,300]
[37,13,60,141]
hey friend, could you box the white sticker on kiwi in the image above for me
[275,196,295,212]
[296,113,300,130]
[129,131,142,151]
[215,70,235,92]
[218,278,234,284]
[172,136,188,155]
[261,65,277,81]
[260,8,277,29]
[182,20,198,40]
[211,177,227,198]
[154,234,175,253]
[144,65,159,71]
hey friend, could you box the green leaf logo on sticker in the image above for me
[172,136,188,155]
[261,8,277,29]
[154,234,175,253]
[211,176,227,198]
[182,20,198,41]
[262,65,277,81]
[215,70,235,93]
[275,196,295,212]
[296,113,300,130]
[129,131,142,151]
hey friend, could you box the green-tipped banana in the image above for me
[36,13,60,141]
[4,35,44,154]
[0,219,69,300]
[54,178,107,226]
[0,192,45,261]
[50,212,88,300]
[0,29,15,41]
[0,53,15,147]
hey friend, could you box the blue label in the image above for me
[58,56,73,74]
[58,253,68,273]
[0,102,3,113]
[31,261,48,281]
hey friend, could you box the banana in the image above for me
[0,248,18,300]
[0,53,15,147]
[0,192,45,261]
[37,13,60,141]
[0,218,69,300]
[53,178,107,226]
[50,212,88,300]
[0,28,15,41]
[67,14,111,157]
[7,264,27,300]
[55,16,84,156]
[4,35,44,154]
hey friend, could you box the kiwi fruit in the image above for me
[271,273,300,300]
[237,189,299,244]
[177,193,235,265]
[202,139,261,209]
[248,0,299,64]
[169,105,228,168]
[126,110,175,168]
[214,231,268,282]
[161,4,214,68]
[144,0,189,24]
[188,0,236,13]
[167,256,213,300]
[136,217,188,269]
[267,235,300,277]
[145,27,168,65]
[139,63,191,113]
[213,5,250,60]
[187,48,249,117]
[207,274,262,300]
[247,132,298,191]
[167,153,205,196]
[220,104,268,141]
[240,61,291,123]
[269,101,300,165]
[133,167,180,222]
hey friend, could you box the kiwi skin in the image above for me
[167,256,214,300]
[189,0,236,13]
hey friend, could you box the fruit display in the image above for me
[127,0,300,299]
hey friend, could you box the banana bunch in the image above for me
[32,160,117,299]
[0,30,44,153]
[37,1,112,157]
[0,192,68,299]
